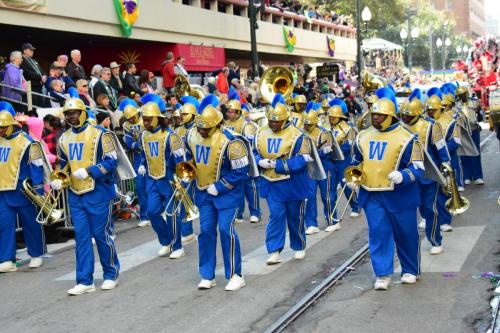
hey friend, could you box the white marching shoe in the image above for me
[374,277,391,290]
[440,224,453,232]
[169,248,185,259]
[67,284,96,296]
[266,252,281,265]
[474,178,485,185]
[350,212,360,218]
[457,186,465,192]
[400,274,417,284]
[419,219,426,230]
[28,257,43,269]
[101,280,118,290]
[250,216,260,223]
[198,279,216,290]
[158,246,171,257]
[181,234,196,244]
[235,218,244,224]
[325,224,341,233]
[294,250,306,260]
[464,179,471,185]
[0,261,17,273]
[225,275,246,291]
[305,226,320,235]
[430,246,443,255]
[137,220,151,227]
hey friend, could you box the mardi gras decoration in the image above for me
[327,35,335,57]
[283,26,296,53]
[113,0,139,37]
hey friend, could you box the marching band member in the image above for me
[328,98,361,220]
[290,94,307,128]
[177,95,199,244]
[302,102,338,234]
[357,94,378,131]
[0,102,47,273]
[186,94,251,291]
[318,98,331,130]
[425,88,461,232]
[401,89,450,255]
[53,98,126,295]
[138,101,186,259]
[254,93,314,264]
[225,91,261,224]
[456,87,484,185]
[352,88,424,290]
[121,98,150,227]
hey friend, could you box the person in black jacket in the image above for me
[123,63,142,97]
[20,43,47,108]
[109,61,123,95]
[66,49,86,83]
[92,67,118,110]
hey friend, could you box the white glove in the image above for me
[207,184,218,196]
[388,171,403,184]
[50,179,63,191]
[321,146,333,154]
[258,159,273,169]
[138,165,146,176]
[269,159,277,168]
[302,154,314,162]
[246,135,255,141]
[73,168,89,180]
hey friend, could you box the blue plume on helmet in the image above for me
[87,109,96,120]
[118,98,138,112]
[175,103,182,109]
[292,93,297,99]
[305,101,315,113]
[242,104,250,112]
[314,102,322,111]
[405,82,411,88]
[141,93,166,112]
[0,101,16,117]
[180,95,200,109]
[271,93,285,108]
[442,82,457,96]
[376,87,399,113]
[388,84,396,94]
[67,87,79,98]
[409,88,422,102]
[198,94,219,114]
[329,98,348,115]
[427,87,443,100]
[228,87,240,102]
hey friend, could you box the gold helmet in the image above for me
[142,101,165,128]
[0,102,20,137]
[401,98,424,117]
[327,98,348,127]
[123,105,139,120]
[456,85,468,97]
[180,95,199,126]
[441,93,454,107]
[303,102,320,126]
[293,94,307,113]
[425,88,443,119]
[371,87,399,131]
[63,98,88,127]
[267,93,289,130]
[196,95,223,135]
[227,89,242,112]
[241,104,250,118]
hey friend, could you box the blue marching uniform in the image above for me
[354,123,424,277]
[255,123,313,253]
[457,101,484,182]
[0,130,46,264]
[186,127,248,280]
[141,126,186,252]
[58,123,120,285]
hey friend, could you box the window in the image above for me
[445,0,453,11]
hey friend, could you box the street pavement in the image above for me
[0,131,498,333]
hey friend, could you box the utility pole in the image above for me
[248,0,261,79]
[429,30,434,73]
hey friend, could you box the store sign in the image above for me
[316,64,340,82]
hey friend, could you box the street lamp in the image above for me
[411,27,419,39]
[402,7,417,73]
[456,45,462,54]
[400,28,408,40]
[356,1,371,78]
[445,38,451,47]
[362,6,372,32]
[436,38,442,47]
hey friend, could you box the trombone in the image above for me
[165,161,199,221]
[441,163,469,215]
[329,166,365,223]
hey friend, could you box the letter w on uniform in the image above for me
[195,145,211,165]
[68,143,84,161]
[267,138,282,154]
[0,147,11,163]
[368,141,388,160]
[148,142,159,157]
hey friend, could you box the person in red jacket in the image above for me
[161,52,176,92]
[216,67,230,94]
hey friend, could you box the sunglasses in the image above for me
[82,85,88,87]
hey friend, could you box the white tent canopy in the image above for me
[362,38,404,51]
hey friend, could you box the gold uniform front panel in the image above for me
[225,117,245,134]
[405,118,431,151]
[290,112,304,129]
[142,130,169,180]
[0,133,31,191]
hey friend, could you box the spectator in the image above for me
[139,69,154,94]
[42,114,62,157]
[42,114,55,137]
[161,51,176,92]
[88,64,103,97]
[166,93,178,109]
[2,51,24,104]
[57,55,68,68]
[123,63,142,97]
[46,62,74,92]
[92,67,118,110]
[96,93,120,129]
[48,79,68,107]
[228,61,241,84]
[76,79,96,107]
[216,67,230,94]
[66,49,86,82]
[131,91,142,106]
[207,76,216,94]
[95,111,112,129]
[26,117,56,165]
[20,43,47,108]
[174,56,188,77]
[109,61,123,95]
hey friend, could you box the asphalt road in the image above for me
[0,131,498,333]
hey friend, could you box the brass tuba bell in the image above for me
[174,75,206,101]
[441,163,469,215]
[259,66,295,104]
[165,161,199,221]
[362,72,386,94]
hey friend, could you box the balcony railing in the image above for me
[173,0,357,39]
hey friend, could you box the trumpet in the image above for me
[441,163,469,215]
[165,162,199,221]
[329,166,365,223]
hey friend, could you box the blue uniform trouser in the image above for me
[437,190,452,226]
[462,129,483,181]
[71,200,120,285]
[237,178,261,219]
[451,154,464,187]
[266,199,306,253]
[147,187,182,252]
[0,203,45,263]
[305,170,337,227]
[364,192,420,277]
[418,182,442,247]
[135,174,149,221]
[198,200,241,280]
